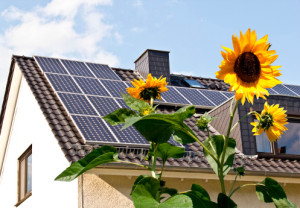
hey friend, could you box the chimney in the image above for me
[134,49,170,82]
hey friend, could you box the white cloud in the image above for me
[133,0,143,7]
[0,0,121,105]
[172,71,194,76]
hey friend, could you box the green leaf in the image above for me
[131,176,217,208]
[203,135,236,177]
[185,187,218,208]
[256,178,297,208]
[102,108,138,125]
[156,143,185,164]
[55,146,118,181]
[122,105,196,144]
[217,193,237,208]
[256,185,273,203]
[131,177,160,208]
[190,184,211,201]
[159,195,193,208]
[122,93,151,112]
[131,175,151,194]
[173,123,198,144]
[160,187,178,197]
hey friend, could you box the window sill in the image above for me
[15,191,32,207]
[257,152,300,160]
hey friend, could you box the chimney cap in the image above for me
[134,49,170,63]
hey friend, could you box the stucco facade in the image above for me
[0,68,78,208]
[81,170,300,208]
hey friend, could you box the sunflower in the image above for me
[216,29,282,105]
[127,74,168,102]
[251,102,288,142]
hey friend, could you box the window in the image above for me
[16,146,32,206]
[183,79,205,88]
[256,119,300,156]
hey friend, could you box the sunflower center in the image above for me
[234,52,261,83]
[261,113,274,130]
[139,87,160,101]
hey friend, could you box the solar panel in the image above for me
[88,96,121,116]
[272,84,298,96]
[100,80,128,98]
[72,115,118,142]
[86,62,120,80]
[221,91,234,99]
[199,90,228,106]
[109,124,149,144]
[267,88,278,95]
[61,59,94,77]
[175,87,214,106]
[34,56,68,74]
[58,93,97,116]
[45,74,82,93]
[161,87,190,104]
[74,77,110,97]
[283,84,300,96]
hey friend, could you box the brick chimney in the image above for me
[134,49,170,82]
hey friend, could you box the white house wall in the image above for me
[0,70,78,208]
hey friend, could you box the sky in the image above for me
[0,0,299,105]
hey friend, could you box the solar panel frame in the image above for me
[45,74,82,93]
[100,80,129,98]
[108,124,149,144]
[34,56,68,74]
[220,91,234,99]
[74,77,111,97]
[161,86,190,104]
[174,87,214,106]
[283,84,300,96]
[72,115,118,143]
[86,62,121,80]
[199,90,228,106]
[88,96,122,116]
[272,84,298,96]
[58,93,98,116]
[61,59,95,77]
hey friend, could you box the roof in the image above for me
[2,55,300,176]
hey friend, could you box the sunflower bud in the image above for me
[197,113,215,131]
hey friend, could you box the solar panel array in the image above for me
[34,56,300,146]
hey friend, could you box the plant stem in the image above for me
[228,173,238,196]
[219,99,240,194]
[228,183,258,198]
[206,126,210,138]
[151,143,158,178]
[187,131,220,166]
[230,111,256,132]
[150,97,154,108]
[159,162,166,181]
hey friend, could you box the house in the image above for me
[0,49,299,207]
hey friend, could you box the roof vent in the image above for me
[184,79,205,88]
[134,49,170,82]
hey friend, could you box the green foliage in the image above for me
[122,105,196,144]
[234,166,245,177]
[217,193,237,208]
[256,177,297,208]
[203,135,236,177]
[156,143,185,164]
[131,177,219,208]
[196,112,216,131]
[122,93,151,113]
[102,108,138,125]
[184,184,218,207]
[55,146,118,181]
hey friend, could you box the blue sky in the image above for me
[0,0,299,103]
